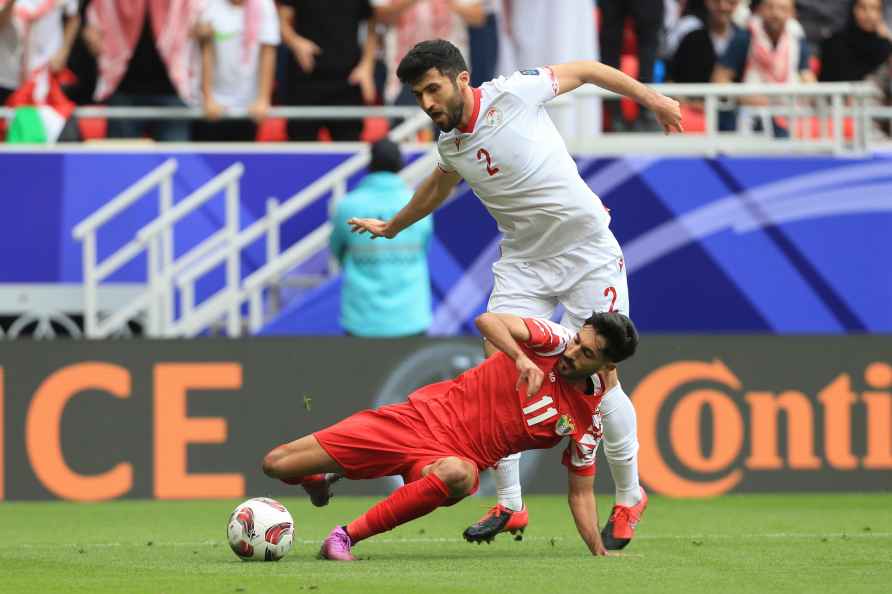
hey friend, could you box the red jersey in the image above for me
[407,318,605,475]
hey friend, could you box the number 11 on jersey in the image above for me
[523,395,557,426]
[477,148,500,176]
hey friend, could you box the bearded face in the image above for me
[411,68,468,132]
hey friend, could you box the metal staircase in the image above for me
[74,112,435,338]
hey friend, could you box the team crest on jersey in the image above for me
[555,414,575,436]
[548,371,556,383]
[454,137,462,151]
[520,69,539,76]
[484,107,502,127]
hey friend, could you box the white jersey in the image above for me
[436,68,611,263]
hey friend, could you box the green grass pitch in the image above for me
[1,493,890,594]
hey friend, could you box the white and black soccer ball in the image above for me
[227,497,294,561]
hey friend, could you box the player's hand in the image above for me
[347,218,395,239]
[515,355,544,396]
[651,94,683,135]
[587,533,611,556]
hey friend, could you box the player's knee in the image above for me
[261,447,288,478]
[432,457,476,497]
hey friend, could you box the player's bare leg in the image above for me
[463,339,529,543]
[262,435,345,507]
[321,456,479,561]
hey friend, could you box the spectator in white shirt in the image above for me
[0,0,80,103]
[499,0,601,138]
[195,0,279,142]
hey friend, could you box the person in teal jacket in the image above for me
[329,139,434,337]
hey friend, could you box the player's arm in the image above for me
[548,61,683,134]
[475,313,544,395]
[348,166,461,239]
[567,471,608,556]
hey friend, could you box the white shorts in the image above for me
[487,231,629,331]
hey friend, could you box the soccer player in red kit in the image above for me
[262,310,639,560]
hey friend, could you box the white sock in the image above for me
[600,386,642,507]
[494,452,523,511]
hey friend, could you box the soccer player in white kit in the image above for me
[348,39,682,549]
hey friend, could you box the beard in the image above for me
[764,18,785,38]
[428,94,465,133]
[556,356,589,380]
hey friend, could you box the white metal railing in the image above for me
[171,111,433,336]
[72,159,177,336]
[551,81,883,155]
[139,162,244,336]
[0,105,422,119]
[73,161,246,337]
[2,83,884,154]
[240,147,438,333]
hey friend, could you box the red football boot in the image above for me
[463,504,529,543]
[601,486,648,550]
[301,473,341,507]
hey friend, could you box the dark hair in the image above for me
[684,0,708,21]
[396,39,469,86]
[369,138,403,173]
[584,311,639,364]
[847,0,887,31]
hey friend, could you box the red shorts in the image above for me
[314,401,480,494]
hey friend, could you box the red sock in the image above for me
[346,473,451,543]
[280,473,321,486]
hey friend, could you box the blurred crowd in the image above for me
[0,0,890,142]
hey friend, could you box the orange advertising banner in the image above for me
[0,336,889,500]
[632,359,892,497]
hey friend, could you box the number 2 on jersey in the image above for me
[603,286,617,312]
[476,148,500,176]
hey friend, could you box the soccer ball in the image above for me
[227,497,294,561]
